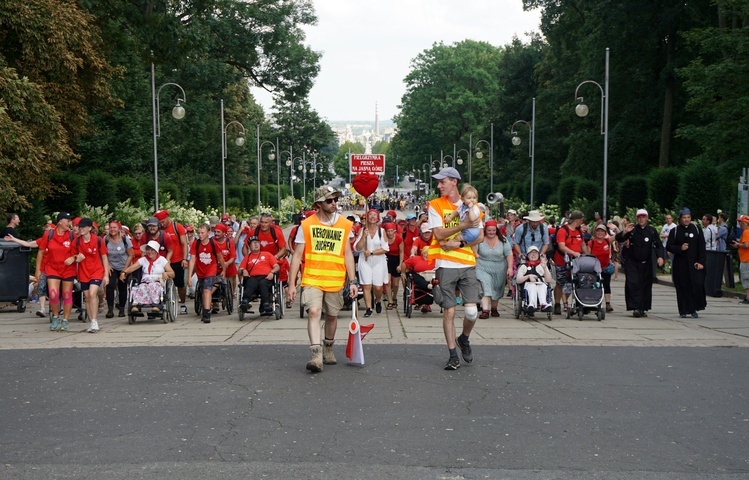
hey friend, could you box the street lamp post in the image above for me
[256,125,276,211]
[456,145,471,182]
[280,146,294,205]
[440,150,454,170]
[472,123,495,193]
[220,99,246,214]
[510,97,536,207]
[151,62,186,210]
[574,47,610,220]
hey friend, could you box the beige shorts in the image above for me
[301,286,344,318]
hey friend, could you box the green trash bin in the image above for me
[0,241,31,312]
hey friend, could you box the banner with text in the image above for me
[350,154,386,175]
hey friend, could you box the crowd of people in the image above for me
[3,177,749,371]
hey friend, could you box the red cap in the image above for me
[186,225,194,232]
[214,223,228,233]
[383,223,396,230]
[485,219,498,228]
[92,221,99,231]
[387,210,397,218]
[738,215,749,225]
[72,217,81,226]
[221,214,230,221]
[154,210,169,221]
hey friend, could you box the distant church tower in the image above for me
[375,102,380,137]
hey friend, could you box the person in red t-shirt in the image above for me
[212,223,237,312]
[399,245,437,312]
[130,223,146,265]
[588,223,613,312]
[383,223,404,310]
[156,209,189,314]
[188,224,226,323]
[402,214,420,260]
[73,218,110,333]
[411,222,433,257]
[239,236,279,315]
[553,210,590,314]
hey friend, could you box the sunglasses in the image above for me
[530,232,535,242]
[324,198,337,204]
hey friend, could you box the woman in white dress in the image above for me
[355,209,389,317]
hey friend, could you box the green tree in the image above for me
[0,0,117,212]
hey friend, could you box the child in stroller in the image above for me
[515,246,553,318]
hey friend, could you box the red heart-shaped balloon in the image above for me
[352,173,379,198]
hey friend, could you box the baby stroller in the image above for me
[512,259,553,321]
[402,270,442,318]
[565,254,605,321]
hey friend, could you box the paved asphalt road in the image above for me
[2,344,747,479]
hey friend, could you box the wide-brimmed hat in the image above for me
[431,167,461,180]
[523,210,544,222]
[314,185,341,204]
[145,240,161,252]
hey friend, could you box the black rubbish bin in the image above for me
[0,241,31,312]
[704,250,728,297]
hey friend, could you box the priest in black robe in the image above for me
[615,209,666,317]
[666,207,707,318]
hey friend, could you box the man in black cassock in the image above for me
[615,209,665,317]
[666,207,707,318]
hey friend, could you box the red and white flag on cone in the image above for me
[346,308,374,365]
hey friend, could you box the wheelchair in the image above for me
[402,270,441,318]
[512,276,553,321]
[125,270,178,324]
[238,273,283,321]
[194,276,233,317]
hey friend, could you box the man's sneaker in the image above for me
[323,341,337,365]
[180,305,188,315]
[60,319,69,331]
[553,304,561,315]
[201,312,211,323]
[364,308,373,318]
[444,356,460,370]
[36,310,46,318]
[375,301,382,314]
[633,310,641,318]
[563,302,569,312]
[641,311,648,317]
[739,298,749,305]
[87,319,100,333]
[456,336,473,363]
[50,316,61,331]
[306,345,323,372]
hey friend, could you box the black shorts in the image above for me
[171,262,185,288]
[386,255,401,277]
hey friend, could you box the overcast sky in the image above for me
[252,0,541,122]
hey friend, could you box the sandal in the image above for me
[386,303,395,310]
[479,311,489,319]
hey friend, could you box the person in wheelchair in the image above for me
[239,236,279,315]
[399,245,438,313]
[515,246,553,316]
[119,240,175,311]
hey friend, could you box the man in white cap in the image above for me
[615,208,665,317]
[427,167,482,370]
[288,185,359,373]
[512,210,550,257]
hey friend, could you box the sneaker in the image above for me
[50,316,61,331]
[201,312,211,323]
[541,305,552,313]
[527,305,535,314]
[118,308,125,317]
[691,312,699,318]
[105,309,114,319]
[87,319,100,333]
[680,314,687,318]
[323,341,337,365]
[36,310,46,318]
[739,298,749,305]
[180,305,188,315]
[456,336,473,363]
[364,308,373,318]
[375,301,382,314]
[421,304,431,313]
[60,319,69,331]
[490,309,500,317]
[553,303,561,315]
[444,356,460,370]
[641,311,648,317]
[563,302,569,312]
[633,310,641,318]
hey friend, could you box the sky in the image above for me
[252,0,542,122]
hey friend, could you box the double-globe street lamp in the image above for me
[220,99,246,214]
[574,47,610,220]
[425,156,444,193]
[151,62,186,210]
[472,123,494,193]
[256,124,276,210]
[511,97,536,207]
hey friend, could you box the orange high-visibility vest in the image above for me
[301,214,353,292]
[427,196,477,266]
